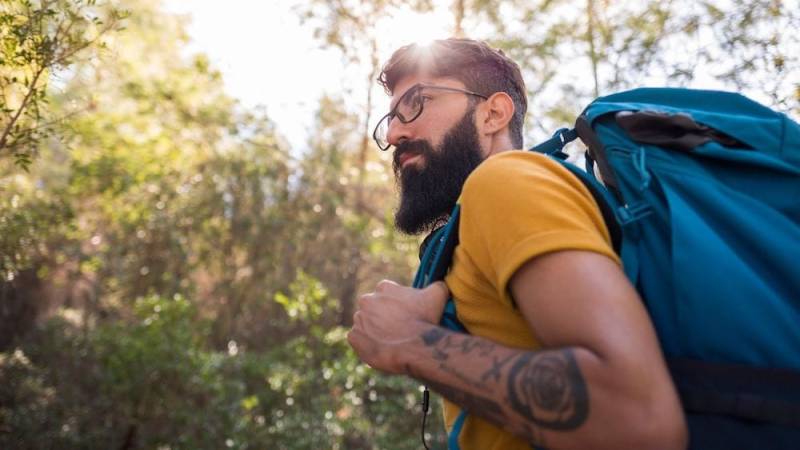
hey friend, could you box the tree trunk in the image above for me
[453,0,465,37]
[338,38,380,327]
[586,0,600,98]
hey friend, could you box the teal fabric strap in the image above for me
[413,205,467,450]
[448,410,468,450]
[413,225,444,288]
[530,127,578,158]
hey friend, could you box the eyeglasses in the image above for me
[372,84,488,151]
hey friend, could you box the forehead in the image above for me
[390,74,467,109]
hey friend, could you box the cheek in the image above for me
[425,116,458,148]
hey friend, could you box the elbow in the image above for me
[593,362,688,449]
[582,349,688,449]
[640,410,688,450]
[625,393,688,450]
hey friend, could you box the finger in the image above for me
[346,328,360,349]
[375,279,400,293]
[347,328,372,362]
[422,281,450,302]
[357,292,376,309]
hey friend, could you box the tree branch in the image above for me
[0,66,45,152]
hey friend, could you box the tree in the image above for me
[2,0,431,447]
[4,1,796,448]
[0,0,124,170]
[480,0,800,141]
[296,0,434,325]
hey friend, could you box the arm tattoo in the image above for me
[441,363,492,394]
[416,327,590,443]
[507,350,589,430]
[422,328,495,362]
[407,365,508,426]
[481,353,516,383]
[421,327,447,346]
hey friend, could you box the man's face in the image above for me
[387,76,486,234]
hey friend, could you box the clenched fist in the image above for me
[347,280,449,374]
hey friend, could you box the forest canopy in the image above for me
[1,0,798,448]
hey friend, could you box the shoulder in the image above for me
[457,149,619,267]
[453,149,620,305]
[461,150,590,206]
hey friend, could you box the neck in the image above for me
[483,132,516,158]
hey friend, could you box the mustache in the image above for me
[392,140,434,172]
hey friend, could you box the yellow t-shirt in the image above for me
[441,150,620,449]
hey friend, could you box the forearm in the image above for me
[397,321,685,450]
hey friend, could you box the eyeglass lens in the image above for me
[374,86,423,149]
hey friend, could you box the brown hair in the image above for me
[378,38,527,149]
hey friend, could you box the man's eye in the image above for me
[413,95,431,109]
[399,89,417,104]
[403,93,420,107]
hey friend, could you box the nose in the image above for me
[385,116,412,147]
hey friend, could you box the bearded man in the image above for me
[347,38,687,450]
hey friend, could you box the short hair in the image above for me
[378,38,527,149]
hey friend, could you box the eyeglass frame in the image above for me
[372,83,489,151]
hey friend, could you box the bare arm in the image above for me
[398,322,592,446]
[349,251,686,449]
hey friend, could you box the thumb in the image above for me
[422,281,450,303]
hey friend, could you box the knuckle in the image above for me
[376,279,393,292]
[432,281,449,297]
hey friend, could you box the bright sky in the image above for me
[161,0,799,152]
[163,0,455,152]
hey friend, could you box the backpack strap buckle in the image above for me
[616,202,652,226]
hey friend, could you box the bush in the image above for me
[1,284,446,449]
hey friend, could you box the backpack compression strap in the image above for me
[669,358,800,427]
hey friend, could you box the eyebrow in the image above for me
[389,85,418,111]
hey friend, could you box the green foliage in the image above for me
[1,280,443,449]
[0,0,426,446]
[0,178,73,276]
[462,0,800,141]
[3,0,798,448]
[0,0,125,169]
[275,270,337,325]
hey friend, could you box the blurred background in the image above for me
[1,0,798,448]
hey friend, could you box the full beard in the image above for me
[393,108,485,235]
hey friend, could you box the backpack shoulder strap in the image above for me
[414,206,467,333]
[529,127,623,254]
[549,157,622,254]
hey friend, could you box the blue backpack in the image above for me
[415,88,800,449]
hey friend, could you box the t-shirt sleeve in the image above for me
[458,151,621,306]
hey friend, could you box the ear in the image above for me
[477,92,515,136]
